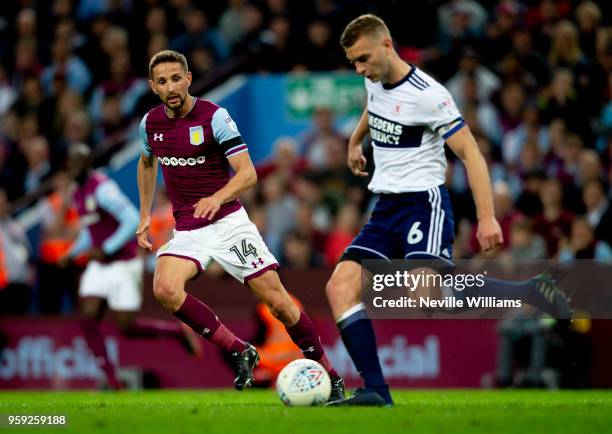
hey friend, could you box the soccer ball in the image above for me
[276,359,331,406]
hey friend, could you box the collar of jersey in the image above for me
[382,64,416,90]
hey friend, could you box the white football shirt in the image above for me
[366,66,465,193]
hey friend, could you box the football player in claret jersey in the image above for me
[325,15,571,406]
[60,144,204,390]
[136,50,344,397]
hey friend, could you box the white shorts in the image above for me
[79,257,144,311]
[157,208,279,284]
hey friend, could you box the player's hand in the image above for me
[476,216,503,251]
[347,144,368,177]
[193,196,222,220]
[88,247,106,261]
[136,217,153,251]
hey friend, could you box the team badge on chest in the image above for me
[85,195,97,212]
[189,125,204,146]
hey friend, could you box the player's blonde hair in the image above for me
[148,50,189,78]
[340,14,390,48]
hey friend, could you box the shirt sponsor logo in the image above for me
[189,126,204,146]
[368,111,425,148]
[159,156,206,167]
[368,112,404,145]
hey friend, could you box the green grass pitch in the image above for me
[1,389,611,434]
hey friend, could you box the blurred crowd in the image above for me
[0,0,612,315]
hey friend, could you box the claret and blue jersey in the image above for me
[69,171,140,262]
[139,97,247,231]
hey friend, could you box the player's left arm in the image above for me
[446,126,503,251]
[193,107,256,220]
[95,180,140,256]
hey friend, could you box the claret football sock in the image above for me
[123,317,204,357]
[81,318,121,389]
[123,317,182,338]
[285,310,338,378]
[174,293,246,353]
[211,324,248,353]
[337,304,392,403]
[317,354,339,378]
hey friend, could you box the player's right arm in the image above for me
[420,83,502,251]
[136,115,158,251]
[348,108,369,177]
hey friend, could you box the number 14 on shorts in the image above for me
[229,239,262,267]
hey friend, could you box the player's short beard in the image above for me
[166,94,185,111]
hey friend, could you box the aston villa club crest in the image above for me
[85,195,97,212]
[189,125,204,146]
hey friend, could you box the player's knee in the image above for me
[325,278,337,299]
[326,276,360,312]
[325,277,347,303]
[153,278,184,310]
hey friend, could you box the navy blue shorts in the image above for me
[342,185,455,262]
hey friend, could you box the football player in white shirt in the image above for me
[326,14,570,406]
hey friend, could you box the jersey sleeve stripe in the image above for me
[226,144,248,157]
[219,136,245,153]
[441,120,466,139]
[434,116,464,132]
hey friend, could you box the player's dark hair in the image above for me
[340,14,389,48]
[148,50,189,78]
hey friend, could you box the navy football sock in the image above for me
[337,305,392,403]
